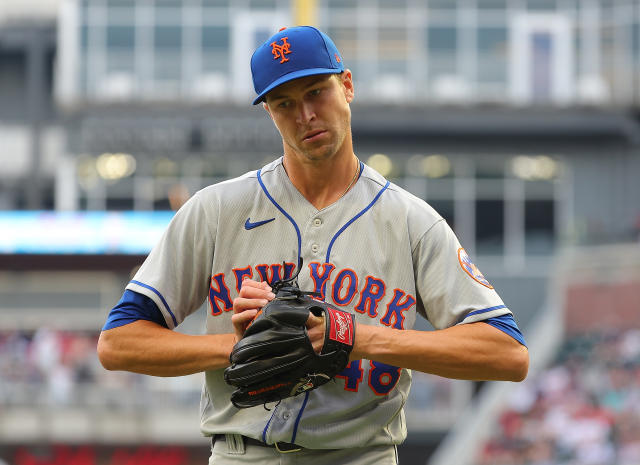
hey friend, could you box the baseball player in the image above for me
[98,26,528,464]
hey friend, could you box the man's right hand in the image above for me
[231,279,275,343]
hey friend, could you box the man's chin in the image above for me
[297,145,336,162]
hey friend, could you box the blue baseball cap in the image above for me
[250,26,344,105]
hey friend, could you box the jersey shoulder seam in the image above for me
[192,190,217,241]
[359,169,391,190]
[411,218,446,255]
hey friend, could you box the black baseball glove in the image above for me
[223,283,356,409]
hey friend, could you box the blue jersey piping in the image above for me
[257,167,302,444]
[130,280,178,327]
[463,304,507,319]
[325,177,388,264]
[291,391,310,444]
[262,409,276,443]
[257,168,303,270]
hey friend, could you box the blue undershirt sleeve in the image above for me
[102,289,168,330]
[484,314,527,347]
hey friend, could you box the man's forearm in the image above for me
[97,320,235,376]
[351,321,529,382]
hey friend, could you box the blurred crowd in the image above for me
[476,328,640,465]
[0,329,98,406]
[0,328,201,408]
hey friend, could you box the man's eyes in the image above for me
[275,88,323,108]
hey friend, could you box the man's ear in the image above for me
[262,102,273,120]
[340,70,354,103]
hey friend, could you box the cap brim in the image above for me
[252,68,343,105]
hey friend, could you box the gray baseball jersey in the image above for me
[127,157,511,448]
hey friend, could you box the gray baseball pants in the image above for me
[208,434,398,464]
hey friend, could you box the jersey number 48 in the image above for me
[335,360,401,395]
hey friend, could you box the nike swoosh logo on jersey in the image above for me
[244,218,276,230]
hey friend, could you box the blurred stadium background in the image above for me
[1,0,639,464]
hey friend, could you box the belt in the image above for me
[212,434,303,453]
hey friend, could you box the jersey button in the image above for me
[283,412,291,420]
[313,218,322,226]
[311,244,320,253]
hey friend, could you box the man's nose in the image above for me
[297,101,315,124]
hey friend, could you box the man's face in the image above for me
[263,72,354,162]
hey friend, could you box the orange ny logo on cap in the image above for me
[271,37,291,63]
